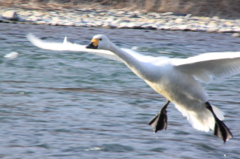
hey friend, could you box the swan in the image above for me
[27,33,240,143]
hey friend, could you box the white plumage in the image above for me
[27,33,239,142]
[4,52,19,59]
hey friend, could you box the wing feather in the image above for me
[27,33,123,61]
[172,52,240,83]
[27,33,160,63]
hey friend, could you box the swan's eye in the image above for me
[99,38,102,41]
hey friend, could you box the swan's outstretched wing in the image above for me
[27,33,122,61]
[27,33,157,63]
[172,52,240,83]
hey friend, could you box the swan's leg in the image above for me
[206,102,233,143]
[148,100,170,133]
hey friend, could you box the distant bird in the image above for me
[4,52,19,59]
[28,33,240,142]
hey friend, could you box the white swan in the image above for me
[27,33,240,142]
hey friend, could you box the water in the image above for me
[1,23,240,159]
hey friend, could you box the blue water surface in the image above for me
[0,23,240,159]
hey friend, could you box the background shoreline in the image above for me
[0,5,240,34]
[1,0,240,18]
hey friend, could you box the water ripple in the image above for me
[1,23,240,159]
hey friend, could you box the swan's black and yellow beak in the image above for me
[86,39,99,49]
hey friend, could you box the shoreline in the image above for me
[1,6,240,34]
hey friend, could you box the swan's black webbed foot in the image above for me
[206,102,233,143]
[148,100,170,133]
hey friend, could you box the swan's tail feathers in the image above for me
[206,102,233,143]
[148,101,170,133]
[175,103,232,142]
[175,104,215,132]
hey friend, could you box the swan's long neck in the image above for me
[108,42,151,79]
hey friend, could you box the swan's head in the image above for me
[86,34,111,50]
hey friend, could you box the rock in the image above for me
[64,21,75,26]
[74,22,87,27]
[141,23,158,29]
[99,12,106,16]
[185,14,192,19]
[2,11,20,21]
[177,25,188,31]
[36,21,46,25]
[0,7,239,33]
[50,22,58,26]
[212,16,219,20]
[217,27,233,33]
[118,22,129,28]
[224,21,234,26]
[232,27,240,32]
[232,33,240,37]
[159,25,171,30]
[103,24,116,29]
[197,26,208,32]
[94,21,103,26]
[105,17,116,22]
[175,18,184,23]
[188,26,198,32]
[126,22,141,29]
[207,27,218,33]
[28,15,42,21]
[82,14,90,18]
[207,21,218,28]
[162,12,174,16]
[128,13,139,18]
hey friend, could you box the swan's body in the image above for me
[27,33,240,142]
